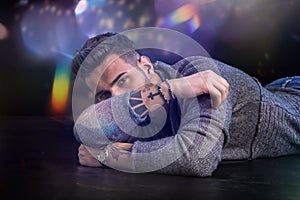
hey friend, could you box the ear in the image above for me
[137,55,154,74]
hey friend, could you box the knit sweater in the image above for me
[74,56,300,177]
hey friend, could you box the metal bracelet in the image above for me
[156,82,169,104]
[165,79,176,99]
[98,145,109,164]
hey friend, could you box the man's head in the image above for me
[71,32,139,78]
[71,32,159,102]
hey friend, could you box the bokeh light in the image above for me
[19,1,80,60]
[20,2,61,58]
[0,23,9,40]
[74,0,155,37]
[7,0,298,116]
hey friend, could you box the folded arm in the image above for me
[75,67,230,175]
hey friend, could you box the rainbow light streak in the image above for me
[157,3,201,32]
[51,62,71,114]
[189,15,201,33]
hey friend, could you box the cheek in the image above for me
[131,73,148,90]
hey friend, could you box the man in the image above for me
[72,32,300,177]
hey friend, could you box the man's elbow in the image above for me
[187,154,221,177]
[185,162,218,177]
[196,165,217,177]
[160,157,220,177]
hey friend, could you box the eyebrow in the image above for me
[95,72,127,98]
[110,72,127,86]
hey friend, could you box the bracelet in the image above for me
[156,82,169,104]
[97,146,109,164]
[165,79,176,100]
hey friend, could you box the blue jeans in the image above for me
[265,76,300,90]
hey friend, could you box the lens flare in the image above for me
[156,3,201,33]
[75,0,88,15]
[189,15,201,33]
[51,61,71,114]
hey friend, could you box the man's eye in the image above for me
[117,77,128,87]
[95,91,111,103]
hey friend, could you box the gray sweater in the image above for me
[74,56,300,177]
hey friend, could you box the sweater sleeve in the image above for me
[74,56,232,177]
[73,91,172,147]
[131,93,231,177]
[73,93,135,148]
[130,57,232,177]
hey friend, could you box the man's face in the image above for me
[86,54,151,103]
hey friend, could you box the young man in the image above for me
[72,32,300,177]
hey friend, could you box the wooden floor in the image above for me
[1,116,300,200]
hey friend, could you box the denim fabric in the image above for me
[265,76,300,90]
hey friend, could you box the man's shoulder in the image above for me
[171,56,222,76]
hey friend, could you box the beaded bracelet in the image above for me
[156,82,169,104]
[165,79,176,99]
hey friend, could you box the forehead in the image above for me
[85,54,134,91]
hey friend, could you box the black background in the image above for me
[0,0,299,116]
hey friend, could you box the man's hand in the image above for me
[78,144,104,167]
[77,143,133,168]
[169,70,229,108]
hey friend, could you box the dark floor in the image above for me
[1,116,300,200]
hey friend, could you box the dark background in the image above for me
[1,2,300,199]
[0,0,299,116]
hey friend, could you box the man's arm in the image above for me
[102,57,232,176]
[90,94,230,176]
[77,143,133,169]
[127,57,232,177]
[130,93,231,177]
[75,69,229,170]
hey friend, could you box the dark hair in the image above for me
[71,32,140,80]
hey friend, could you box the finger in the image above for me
[213,75,229,98]
[207,84,222,109]
[220,77,229,98]
[79,144,88,153]
[207,81,225,107]
[219,76,229,88]
[209,72,229,91]
[213,80,228,104]
[78,145,84,156]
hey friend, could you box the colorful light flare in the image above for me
[51,61,71,114]
[189,15,201,33]
[156,3,201,33]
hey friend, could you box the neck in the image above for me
[153,72,162,83]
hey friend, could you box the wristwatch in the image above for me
[97,146,108,164]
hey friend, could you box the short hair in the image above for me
[71,32,140,80]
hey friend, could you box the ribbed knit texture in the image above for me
[252,88,300,158]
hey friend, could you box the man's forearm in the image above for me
[99,143,134,172]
